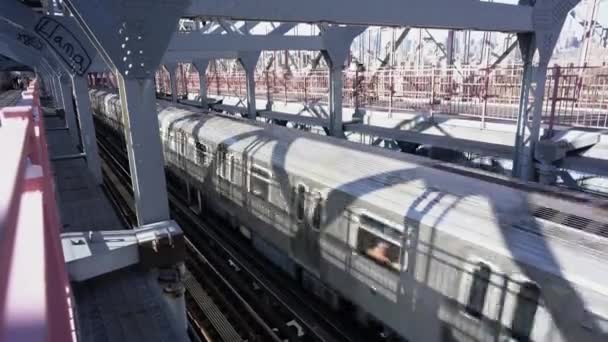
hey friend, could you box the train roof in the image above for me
[93,90,608,305]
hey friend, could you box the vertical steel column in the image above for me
[62,1,191,336]
[193,59,210,107]
[525,62,550,178]
[446,30,455,66]
[513,38,551,180]
[168,63,179,103]
[50,75,61,107]
[245,70,257,119]
[72,75,102,184]
[328,65,344,137]
[117,75,171,225]
[59,74,81,147]
[321,26,365,138]
[512,0,579,181]
[513,56,533,179]
[239,52,260,120]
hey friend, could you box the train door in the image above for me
[291,185,323,276]
[216,144,231,199]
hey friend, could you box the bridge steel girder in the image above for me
[192,58,210,106]
[185,0,534,32]
[169,34,324,52]
[165,62,180,103]
[0,2,107,184]
[163,22,302,64]
[63,1,191,334]
[322,26,366,138]
[63,0,190,224]
[238,51,261,120]
[512,0,581,181]
[163,22,306,118]
[178,0,577,181]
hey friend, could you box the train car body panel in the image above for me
[90,89,608,342]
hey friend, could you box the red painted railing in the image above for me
[0,81,75,342]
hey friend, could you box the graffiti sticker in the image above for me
[35,16,92,76]
[17,32,44,51]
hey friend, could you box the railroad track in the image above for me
[95,120,385,342]
[97,126,278,342]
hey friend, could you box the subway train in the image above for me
[89,89,608,342]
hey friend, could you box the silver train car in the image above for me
[90,89,608,342]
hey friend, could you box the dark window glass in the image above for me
[511,282,540,341]
[296,185,306,221]
[311,195,322,230]
[195,142,207,165]
[466,263,491,319]
[218,149,228,179]
[179,132,186,155]
[250,166,270,200]
[229,156,235,183]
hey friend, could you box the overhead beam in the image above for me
[185,0,533,32]
[344,123,514,159]
[488,39,518,70]
[163,50,238,64]
[168,34,323,52]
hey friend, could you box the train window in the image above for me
[296,184,306,221]
[466,262,491,319]
[249,165,271,200]
[357,228,401,272]
[195,142,207,165]
[178,132,186,155]
[217,149,229,180]
[310,194,322,231]
[229,156,236,183]
[360,214,402,242]
[510,282,540,340]
[168,132,176,151]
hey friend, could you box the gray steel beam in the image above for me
[238,52,261,120]
[185,0,534,32]
[561,156,608,177]
[268,23,297,36]
[168,34,323,52]
[58,74,81,148]
[258,110,328,128]
[512,0,580,181]
[164,50,238,64]
[118,76,171,225]
[72,75,102,184]
[193,59,210,106]
[62,220,184,282]
[0,5,113,185]
[327,65,344,137]
[63,2,189,333]
[217,19,244,35]
[167,62,179,103]
[49,72,60,106]
[321,26,365,137]
[163,23,303,65]
[344,123,515,159]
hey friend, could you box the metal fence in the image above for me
[154,64,608,128]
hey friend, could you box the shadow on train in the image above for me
[174,109,600,341]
